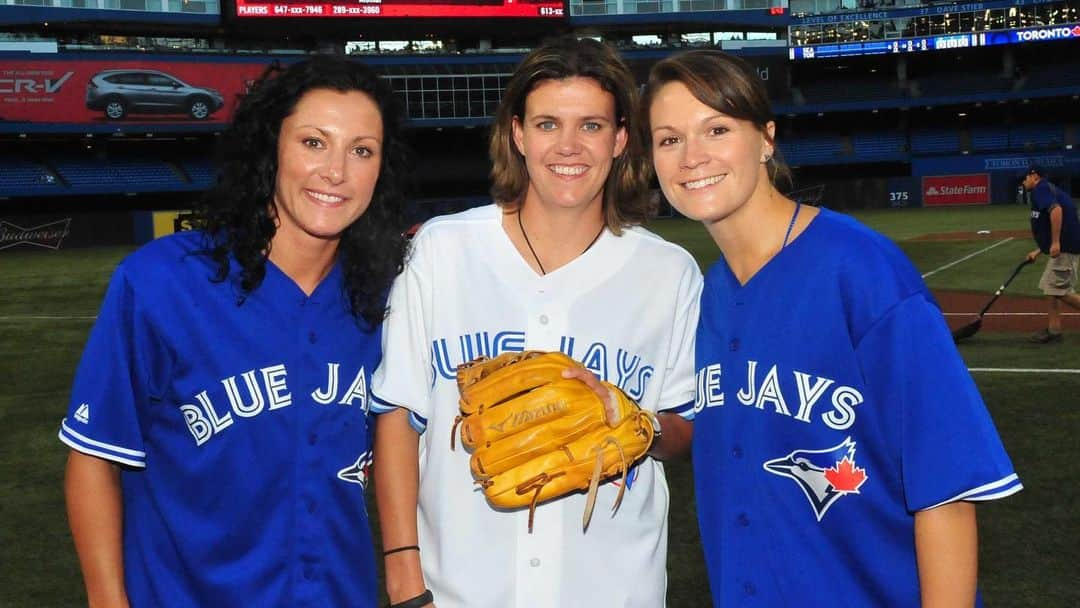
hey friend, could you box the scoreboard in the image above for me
[790,23,1080,60]
[232,0,565,18]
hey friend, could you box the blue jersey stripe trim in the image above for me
[60,420,147,457]
[408,412,428,434]
[659,399,696,420]
[58,428,146,469]
[923,473,1022,510]
[370,391,416,416]
[369,402,399,415]
[965,484,1024,502]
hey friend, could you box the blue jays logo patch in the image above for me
[337,450,373,489]
[762,437,868,521]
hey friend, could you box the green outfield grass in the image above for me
[1,205,1077,607]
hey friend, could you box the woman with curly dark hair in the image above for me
[60,55,408,608]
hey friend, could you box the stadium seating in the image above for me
[44,155,194,195]
[0,155,64,198]
[1008,125,1065,151]
[852,132,906,162]
[969,127,1011,153]
[779,136,847,166]
[909,130,962,155]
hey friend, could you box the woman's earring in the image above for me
[761,152,773,163]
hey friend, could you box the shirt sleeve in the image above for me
[854,293,1022,512]
[1033,182,1059,212]
[58,266,159,468]
[656,258,703,420]
[370,240,434,434]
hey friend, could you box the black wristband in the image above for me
[382,544,420,557]
[388,589,433,608]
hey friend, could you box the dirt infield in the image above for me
[934,290,1080,332]
[913,229,1031,241]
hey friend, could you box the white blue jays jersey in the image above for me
[693,208,1021,607]
[371,205,702,608]
[58,230,380,607]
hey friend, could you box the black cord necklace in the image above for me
[517,211,605,276]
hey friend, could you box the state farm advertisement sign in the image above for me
[0,58,271,127]
[921,174,990,206]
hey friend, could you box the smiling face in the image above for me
[649,81,773,226]
[271,88,383,250]
[511,77,627,213]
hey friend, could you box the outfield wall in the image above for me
[788,150,1080,210]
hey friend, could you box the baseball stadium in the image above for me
[1,0,1078,605]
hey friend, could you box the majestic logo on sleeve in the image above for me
[763,437,868,521]
[337,450,373,489]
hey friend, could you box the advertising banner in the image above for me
[921,174,991,206]
[0,211,137,250]
[0,57,271,128]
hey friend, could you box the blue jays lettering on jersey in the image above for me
[693,208,1021,607]
[370,205,701,608]
[58,230,380,608]
[1029,180,1080,254]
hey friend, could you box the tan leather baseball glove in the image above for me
[452,351,656,532]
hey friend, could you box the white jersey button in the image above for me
[530,558,541,567]
[539,314,549,325]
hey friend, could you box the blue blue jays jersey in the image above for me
[692,208,1021,607]
[59,230,379,608]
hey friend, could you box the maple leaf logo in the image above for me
[824,457,868,494]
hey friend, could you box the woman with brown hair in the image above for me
[371,37,701,608]
[644,49,1021,608]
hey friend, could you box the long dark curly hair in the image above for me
[194,55,409,329]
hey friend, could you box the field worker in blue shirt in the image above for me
[1023,164,1080,343]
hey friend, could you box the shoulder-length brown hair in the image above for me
[489,36,652,232]
[642,50,792,189]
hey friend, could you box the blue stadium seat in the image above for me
[0,155,65,198]
[1008,125,1064,150]
[970,127,1010,152]
[910,130,961,155]
[779,136,847,166]
[852,132,906,162]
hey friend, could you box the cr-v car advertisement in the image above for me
[0,56,272,129]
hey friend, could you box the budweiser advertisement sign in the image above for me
[0,218,72,250]
[921,174,991,206]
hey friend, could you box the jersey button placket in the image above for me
[296,297,324,603]
[525,292,560,351]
